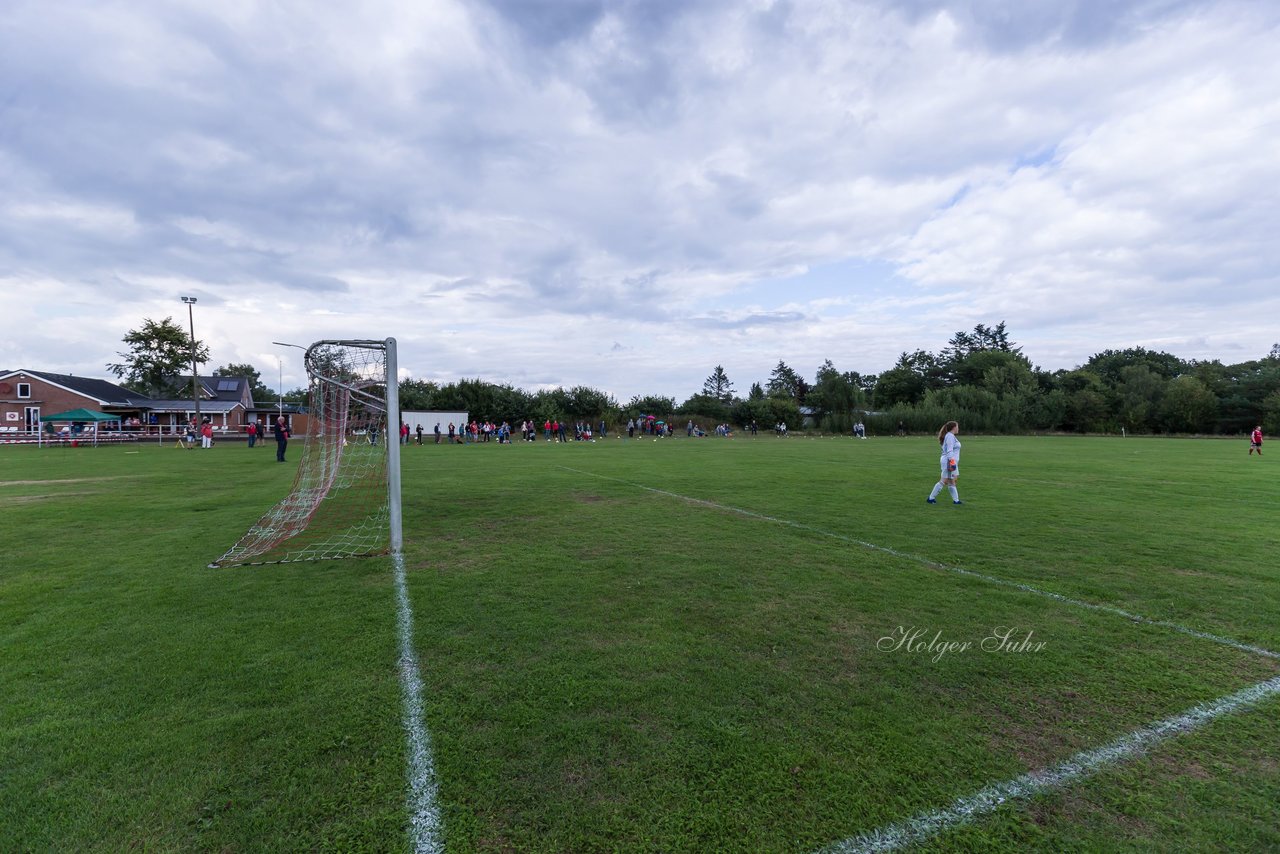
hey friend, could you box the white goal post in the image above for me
[211,337,403,567]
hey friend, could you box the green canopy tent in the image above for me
[39,408,119,446]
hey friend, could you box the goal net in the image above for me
[211,338,403,567]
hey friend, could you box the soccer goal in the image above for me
[211,338,403,567]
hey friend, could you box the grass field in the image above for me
[2,434,1279,852]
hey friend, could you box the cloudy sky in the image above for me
[3,0,1278,400]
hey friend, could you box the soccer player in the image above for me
[927,421,963,505]
[1250,425,1263,456]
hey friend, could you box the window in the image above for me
[17,383,31,398]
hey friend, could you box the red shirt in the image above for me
[1252,429,1263,444]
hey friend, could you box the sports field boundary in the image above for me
[558,466,1280,662]
[558,465,1280,851]
[819,674,1280,853]
[394,551,444,853]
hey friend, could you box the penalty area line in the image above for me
[557,467,1280,850]
[556,466,1280,662]
[816,674,1280,853]
[394,551,444,854]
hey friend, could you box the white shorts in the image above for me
[940,456,959,479]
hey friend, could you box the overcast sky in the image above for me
[3,0,1278,400]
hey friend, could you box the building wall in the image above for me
[0,373,101,431]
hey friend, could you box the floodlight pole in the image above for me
[272,341,306,416]
[181,296,200,429]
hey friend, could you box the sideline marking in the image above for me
[559,467,1280,850]
[818,675,1280,853]
[394,551,444,853]
[558,467,1280,661]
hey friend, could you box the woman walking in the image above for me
[927,421,963,505]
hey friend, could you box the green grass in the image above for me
[2,435,1278,851]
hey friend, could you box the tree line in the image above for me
[109,317,1280,435]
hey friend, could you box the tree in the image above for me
[1084,348,1185,385]
[627,395,676,416]
[1159,375,1218,433]
[1056,369,1111,433]
[873,364,925,408]
[1262,390,1280,435]
[873,350,945,407]
[1115,365,1165,433]
[565,386,617,420]
[808,360,864,432]
[678,393,729,422]
[108,317,209,397]
[766,361,807,402]
[213,363,273,402]
[952,349,1033,389]
[398,378,439,411]
[941,322,1020,382]
[732,395,800,431]
[701,365,735,403]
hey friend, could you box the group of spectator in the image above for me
[530,420,602,442]
[397,415,887,444]
[409,419,606,444]
[626,417,668,437]
[683,421,736,438]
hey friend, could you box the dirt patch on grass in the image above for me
[981,688,1101,769]
[1027,791,1153,837]
[0,476,136,487]
[0,491,97,505]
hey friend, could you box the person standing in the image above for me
[200,420,213,449]
[434,423,441,444]
[1250,425,1263,455]
[246,420,257,448]
[274,415,289,462]
[415,423,424,445]
[927,421,962,505]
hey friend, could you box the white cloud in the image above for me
[1,0,1278,395]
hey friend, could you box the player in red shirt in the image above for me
[1249,425,1263,455]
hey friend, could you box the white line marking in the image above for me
[559,467,1280,661]
[394,551,444,853]
[557,468,1280,850]
[817,675,1280,853]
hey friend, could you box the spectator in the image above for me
[274,415,289,462]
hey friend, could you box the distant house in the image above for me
[0,370,152,433]
[147,375,256,433]
[0,370,263,437]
